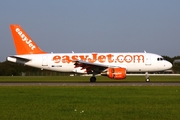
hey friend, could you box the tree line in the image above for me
[0,55,180,76]
[0,61,71,76]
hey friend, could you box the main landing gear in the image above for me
[90,73,96,82]
[145,72,150,82]
[90,76,96,82]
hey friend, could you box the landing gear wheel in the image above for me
[90,77,96,82]
[146,78,150,82]
[145,72,150,82]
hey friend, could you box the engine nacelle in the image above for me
[107,68,126,79]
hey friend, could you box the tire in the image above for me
[90,77,96,82]
[146,78,150,82]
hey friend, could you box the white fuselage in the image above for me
[7,52,172,73]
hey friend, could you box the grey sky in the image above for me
[0,0,180,62]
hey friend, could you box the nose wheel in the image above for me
[146,78,150,82]
[145,72,150,82]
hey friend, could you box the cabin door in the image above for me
[42,56,48,66]
[145,55,151,65]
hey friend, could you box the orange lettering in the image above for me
[71,55,78,61]
[133,55,144,63]
[52,54,145,64]
[62,55,72,63]
[52,55,61,63]
[98,55,106,63]
[107,54,114,63]
[124,55,132,63]
[117,55,124,63]
[88,53,97,63]
[79,55,89,61]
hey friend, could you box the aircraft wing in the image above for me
[73,60,122,74]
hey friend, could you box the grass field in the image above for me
[0,76,180,120]
[0,86,180,120]
[0,75,180,82]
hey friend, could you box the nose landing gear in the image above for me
[145,72,150,82]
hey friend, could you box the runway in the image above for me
[1,82,180,86]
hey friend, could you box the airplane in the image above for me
[7,24,172,82]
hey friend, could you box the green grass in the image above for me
[0,76,179,82]
[0,86,180,120]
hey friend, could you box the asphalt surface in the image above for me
[1,82,180,86]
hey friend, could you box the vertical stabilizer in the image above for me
[10,24,46,55]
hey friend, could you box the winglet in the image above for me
[10,24,46,55]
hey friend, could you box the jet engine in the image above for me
[106,68,126,79]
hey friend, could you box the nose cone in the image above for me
[165,61,172,69]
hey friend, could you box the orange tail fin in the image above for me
[10,24,46,55]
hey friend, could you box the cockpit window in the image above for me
[157,57,164,61]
